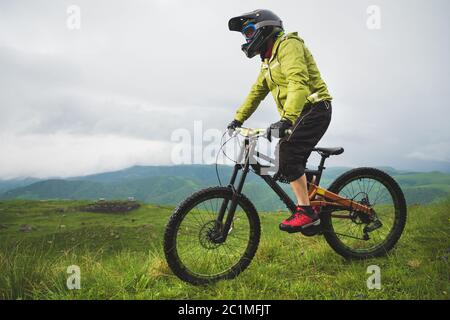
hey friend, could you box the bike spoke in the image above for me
[175,197,251,278]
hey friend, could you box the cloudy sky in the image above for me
[0,0,449,179]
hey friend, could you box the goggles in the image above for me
[241,23,256,42]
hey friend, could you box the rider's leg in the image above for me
[290,174,310,205]
[278,101,332,231]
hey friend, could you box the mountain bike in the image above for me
[164,127,407,285]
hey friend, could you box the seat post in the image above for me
[318,154,328,172]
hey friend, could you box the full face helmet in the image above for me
[228,9,284,58]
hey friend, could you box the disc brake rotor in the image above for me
[198,221,223,249]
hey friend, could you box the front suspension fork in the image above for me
[215,162,249,243]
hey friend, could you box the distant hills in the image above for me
[0,165,449,211]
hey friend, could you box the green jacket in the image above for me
[235,32,332,124]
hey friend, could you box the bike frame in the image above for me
[215,133,374,241]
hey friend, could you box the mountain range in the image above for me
[0,165,449,211]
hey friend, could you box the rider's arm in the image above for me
[278,39,310,124]
[234,69,269,123]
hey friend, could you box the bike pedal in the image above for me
[280,219,321,234]
[308,219,321,227]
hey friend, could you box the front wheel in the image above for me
[164,187,261,285]
[321,167,407,259]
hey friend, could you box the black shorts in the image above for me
[277,100,332,182]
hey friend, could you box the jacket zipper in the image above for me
[267,35,288,118]
[266,58,283,113]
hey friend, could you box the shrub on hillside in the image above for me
[79,200,140,214]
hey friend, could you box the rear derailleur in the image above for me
[349,205,383,240]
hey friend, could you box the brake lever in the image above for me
[227,128,236,137]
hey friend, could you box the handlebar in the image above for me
[233,127,267,137]
[231,127,292,139]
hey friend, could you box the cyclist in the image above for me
[227,9,333,233]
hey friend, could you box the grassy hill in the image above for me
[0,178,40,194]
[1,165,450,210]
[0,198,448,299]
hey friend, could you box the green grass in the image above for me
[0,198,449,300]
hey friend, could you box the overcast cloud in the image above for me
[0,0,449,179]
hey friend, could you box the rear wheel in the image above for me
[321,167,407,259]
[164,187,260,285]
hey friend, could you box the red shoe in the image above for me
[279,206,320,233]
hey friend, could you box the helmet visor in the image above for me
[241,23,256,41]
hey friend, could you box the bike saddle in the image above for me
[313,147,344,156]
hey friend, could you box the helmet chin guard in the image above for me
[241,26,281,58]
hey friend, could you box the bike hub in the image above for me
[198,221,224,249]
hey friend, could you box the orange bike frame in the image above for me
[308,182,374,218]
